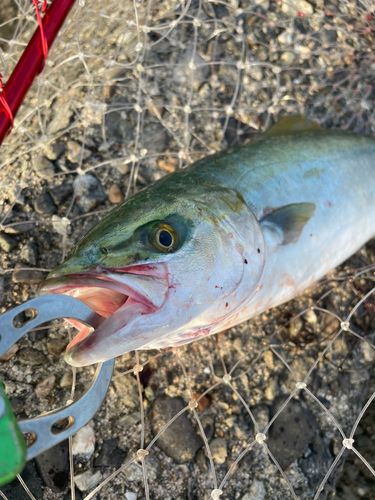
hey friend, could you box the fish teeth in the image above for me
[105,272,168,309]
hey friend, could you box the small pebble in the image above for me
[361,341,375,363]
[12,269,47,284]
[50,183,73,206]
[281,0,313,17]
[0,343,19,361]
[115,162,130,175]
[265,377,277,401]
[233,337,242,352]
[0,233,17,252]
[149,396,202,464]
[47,98,73,134]
[72,425,96,460]
[67,140,91,163]
[55,156,71,172]
[193,393,211,412]
[263,350,274,370]
[268,396,318,470]
[94,437,126,467]
[242,480,266,500]
[118,412,141,426]
[73,174,106,213]
[60,372,73,388]
[44,142,66,160]
[281,51,296,64]
[148,96,164,117]
[158,158,178,173]
[34,193,57,215]
[250,66,263,82]
[289,316,304,340]
[113,372,139,409]
[210,438,227,465]
[74,469,103,492]
[10,397,24,413]
[304,308,318,325]
[20,243,38,266]
[35,375,56,398]
[17,348,47,366]
[108,184,124,204]
[277,30,293,45]
[33,155,55,179]
[4,222,34,235]
[47,338,69,356]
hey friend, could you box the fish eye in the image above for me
[153,224,178,252]
[100,247,108,254]
[158,230,172,247]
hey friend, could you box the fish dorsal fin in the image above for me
[265,116,322,137]
[260,203,316,247]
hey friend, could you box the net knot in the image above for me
[136,449,149,460]
[296,381,306,390]
[188,400,198,409]
[133,363,143,375]
[340,321,350,331]
[211,489,223,499]
[255,433,266,443]
[222,374,231,384]
[342,438,354,450]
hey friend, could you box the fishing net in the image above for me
[0,0,375,499]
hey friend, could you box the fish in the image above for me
[40,116,375,367]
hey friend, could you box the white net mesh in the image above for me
[0,0,375,499]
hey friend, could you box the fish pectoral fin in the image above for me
[260,203,316,246]
[265,116,322,137]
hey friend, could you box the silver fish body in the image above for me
[40,118,375,365]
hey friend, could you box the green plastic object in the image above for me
[0,380,26,487]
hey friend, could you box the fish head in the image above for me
[40,177,265,366]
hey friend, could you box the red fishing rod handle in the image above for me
[0,0,78,145]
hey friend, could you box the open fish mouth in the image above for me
[39,264,169,364]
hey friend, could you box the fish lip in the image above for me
[40,263,169,310]
[39,263,169,363]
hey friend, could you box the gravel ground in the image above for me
[0,0,375,499]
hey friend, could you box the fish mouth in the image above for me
[39,264,169,366]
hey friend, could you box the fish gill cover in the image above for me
[0,1,375,499]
